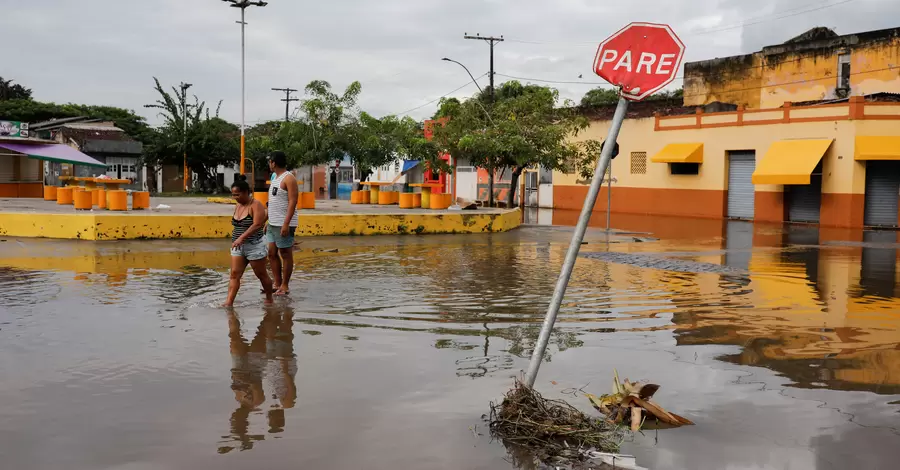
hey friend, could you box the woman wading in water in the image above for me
[225,177,274,307]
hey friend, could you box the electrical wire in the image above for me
[391,73,488,116]
[498,56,899,97]
[503,0,856,46]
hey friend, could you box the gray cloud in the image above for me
[3,0,896,125]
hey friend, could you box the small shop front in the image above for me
[0,139,106,198]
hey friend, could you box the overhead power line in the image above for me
[391,73,488,117]
[503,0,856,46]
[494,63,897,101]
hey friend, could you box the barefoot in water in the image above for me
[275,287,290,296]
[264,297,274,306]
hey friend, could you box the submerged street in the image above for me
[1,214,899,469]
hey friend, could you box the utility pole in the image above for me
[180,82,192,193]
[271,87,299,122]
[463,33,503,103]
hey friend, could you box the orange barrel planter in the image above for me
[56,187,74,205]
[300,192,315,209]
[43,186,58,201]
[350,190,361,204]
[90,189,100,206]
[399,193,415,209]
[361,190,371,204]
[97,189,107,209]
[107,190,128,211]
[392,191,400,204]
[132,191,150,210]
[378,191,394,205]
[254,191,268,206]
[430,193,448,210]
[73,190,93,210]
[413,193,422,208]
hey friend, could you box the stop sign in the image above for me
[593,22,685,101]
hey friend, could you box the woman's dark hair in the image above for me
[231,177,250,194]
[269,151,288,169]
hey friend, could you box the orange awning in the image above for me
[855,136,900,160]
[752,139,832,185]
[651,143,704,163]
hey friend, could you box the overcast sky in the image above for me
[4,0,899,127]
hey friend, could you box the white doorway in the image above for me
[456,166,477,201]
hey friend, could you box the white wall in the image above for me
[538,184,553,209]
[372,159,406,184]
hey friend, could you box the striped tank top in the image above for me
[269,171,299,227]
[232,211,263,243]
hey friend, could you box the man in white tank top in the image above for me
[265,151,299,296]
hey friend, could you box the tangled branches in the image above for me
[488,381,625,464]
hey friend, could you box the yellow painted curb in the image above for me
[207,197,237,205]
[0,210,521,240]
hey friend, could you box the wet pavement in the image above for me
[1,212,900,470]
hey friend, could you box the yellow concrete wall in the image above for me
[686,36,900,109]
[561,116,864,194]
[0,210,521,240]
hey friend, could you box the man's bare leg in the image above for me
[276,247,293,295]
[267,242,283,291]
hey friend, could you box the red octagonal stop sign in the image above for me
[593,22,685,101]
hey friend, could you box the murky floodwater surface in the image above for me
[1,217,899,470]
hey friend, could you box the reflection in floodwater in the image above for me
[1,223,900,468]
[219,307,297,453]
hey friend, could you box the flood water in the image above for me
[2,214,900,470]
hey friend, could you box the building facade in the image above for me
[550,27,900,229]
[685,27,900,109]
[554,96,900,228]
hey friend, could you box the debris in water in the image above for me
[585,369,693,431]
[489,380,625,465]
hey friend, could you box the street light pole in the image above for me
[180,82,192,193]
[440,58,493,125]
[222,0,268,176]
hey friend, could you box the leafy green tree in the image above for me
[343,113,444,188]
[297,80,361,167]
[580,87,683,108]
[0,99,150,143]
[433,81,600,207]
[143,78,238,191]
[0,77,32,101]
[580,87,619,107]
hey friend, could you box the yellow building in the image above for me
[552,27,900,229]
[684,27,900,109]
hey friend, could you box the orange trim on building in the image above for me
[754,191,785,223]
[553,185,726,219]
[0,183,43,198]
[820,193,865,228]
[656,98,900,131]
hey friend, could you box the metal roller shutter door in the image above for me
[864,161,900,227]
[727,152,756,219]
[0,156,14,183]
[787,175,822,223]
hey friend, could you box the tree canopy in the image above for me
[142,78,239,190]
[432,80,600,207]
[0,77,32,101]
[580,87,683,108]
[245,80,444,188]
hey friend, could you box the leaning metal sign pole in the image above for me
[524,22,685,388]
